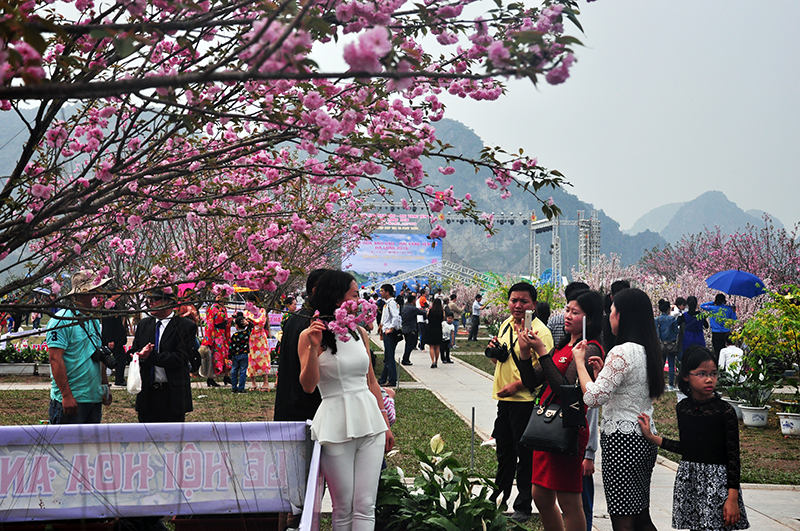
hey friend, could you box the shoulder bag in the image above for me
[520,383,580,455]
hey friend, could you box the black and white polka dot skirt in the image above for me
[600,430,659,516]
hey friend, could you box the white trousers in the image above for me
[320,432,386,531]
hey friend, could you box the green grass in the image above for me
[387,389,497,478]
[454,352,496,375]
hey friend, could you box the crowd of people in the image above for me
[40,267,750,531]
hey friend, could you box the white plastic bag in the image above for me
[198,345,213,378]
[127,354,142,395]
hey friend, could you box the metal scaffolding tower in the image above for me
[529,211,601,285]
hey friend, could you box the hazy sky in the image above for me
[440,1,800,231]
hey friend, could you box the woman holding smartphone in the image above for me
[517,289,604,531]
[572,288,664,531]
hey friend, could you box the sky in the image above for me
[439,0,800,232]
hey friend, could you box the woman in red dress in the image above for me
[202,294,231,387]
[517,289,604,531]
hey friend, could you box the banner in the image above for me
[346,233,442,286]
[0,422,310,522]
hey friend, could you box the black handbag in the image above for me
[519,385,580,455]
[559,384,586,428]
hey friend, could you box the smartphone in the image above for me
[524,309,532,330]
[582,315,586,339]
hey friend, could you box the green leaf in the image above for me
[112,37,139,59]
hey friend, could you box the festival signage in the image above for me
[346,233,442,286]
[0,422,311,522]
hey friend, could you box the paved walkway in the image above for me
[396,343,800,531]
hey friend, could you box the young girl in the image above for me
[637,346,749,531]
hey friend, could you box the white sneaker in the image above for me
[480,437,496,448]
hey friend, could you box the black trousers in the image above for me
[491,400,534,514]
[137,385,186,423]
[711,332,728,364]
[402,331,417,363]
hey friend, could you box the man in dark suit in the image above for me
[130,289,197,423]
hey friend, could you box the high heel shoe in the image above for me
[223,375,232,386]
[207,378,220,387]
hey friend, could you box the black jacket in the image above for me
[130,315,197,416]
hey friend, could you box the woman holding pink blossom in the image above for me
[299,270,394,531]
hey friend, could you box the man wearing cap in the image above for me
[46,270,114,425]
[129,289,197,422]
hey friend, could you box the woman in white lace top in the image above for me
[573,288,665,531]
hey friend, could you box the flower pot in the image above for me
[775,400,800,414]
[739,405,770,428]
[777,412,800,437]
[721,397,744,420]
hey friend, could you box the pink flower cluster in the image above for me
[328,298,378,343]
[343,26,391,73]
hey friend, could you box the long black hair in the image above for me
[308,270,357,354]
[678,345,717,396]
[428,298,444,322]
[686,295,700,316]
[556,289,604,350]
[612,288,665,398]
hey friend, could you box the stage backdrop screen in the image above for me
[346,233,441,286]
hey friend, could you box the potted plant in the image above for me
[376,434,522,531]
[726,353,781,428]
[731,285,800,427]
[718,367,744,420]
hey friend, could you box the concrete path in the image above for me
[395,344,800,531]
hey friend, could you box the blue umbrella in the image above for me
[705,270,766,298]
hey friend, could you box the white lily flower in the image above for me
[434,474,444,487]
[430,433,445,454]
[420,461,433,473]
[443,466,454,482]
[433,456,443,465]
[396,466,404,480]
[439,492,447,509]
[481,518,487,531]
[387,449,399,457]
[411,488,423,496]
[453,495,461,511]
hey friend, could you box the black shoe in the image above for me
[207,378,220,387]
[115,381,126,387]
[400,361,413,366]
[223,375,232,385]
[431,363,437,368]
[510,511,531,523]
[377,380,387,386]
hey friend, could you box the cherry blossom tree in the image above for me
[639,217,800,287]
[0,0,591,313]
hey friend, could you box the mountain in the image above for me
[659,191,772,243]
[624,202,684,235]
[626,192,786,245]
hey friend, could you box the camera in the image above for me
[484,343,510,363]
[92,345,117,367]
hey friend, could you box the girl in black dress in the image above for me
[426,299,444,368]
[638,346,749,531]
